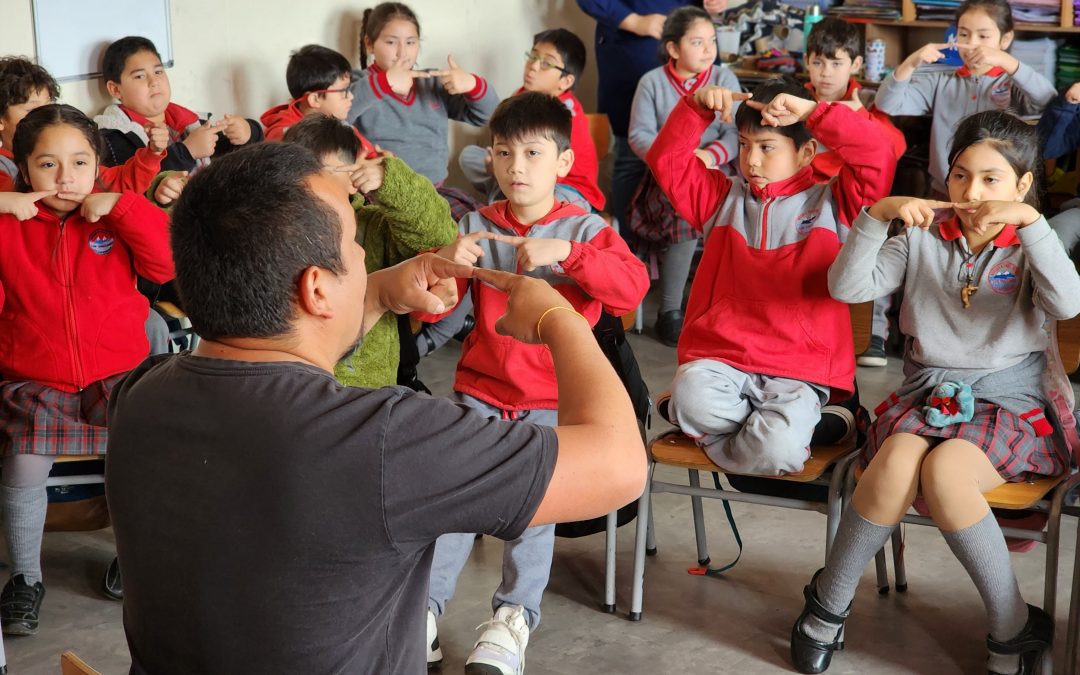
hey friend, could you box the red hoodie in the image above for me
[260,100,377,156]
[0,192,175,392]
[0,146,162,194]
[647,96,895,397]
[805,79,906,183]
[419,200,647,410]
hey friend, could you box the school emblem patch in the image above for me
[988,261,1019,294]
[88,229,114,256]
[795,209,821,235]
[990,84,1011,109]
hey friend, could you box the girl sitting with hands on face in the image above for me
[791,110,1080,675]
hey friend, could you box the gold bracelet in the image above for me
[536,305,586,344]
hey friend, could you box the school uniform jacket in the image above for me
[348,64,499,183]
[95,102,264,174]
[554,89,606,211]
[805,79,906,181]
[259,100,378,156]
[629,61,741,168]
[647,96,896,397]
[419,200,648,411]
[874,63,1055,195]
[0,146,162,194]
[0,192,175,392]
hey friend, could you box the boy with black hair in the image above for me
[458,28,604,213]
[804,17,907,367]
[261,44,375,156]
[423,91,647,675]
[648,78,894,475]
[0,56,165,194]
[281,114,456,388]
[95,36,262,174]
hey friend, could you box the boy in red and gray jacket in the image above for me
[648,78,895,476]
[420,92,647,674]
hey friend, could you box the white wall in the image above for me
[1,0,604,189]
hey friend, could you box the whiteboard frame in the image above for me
[31,0,174,83]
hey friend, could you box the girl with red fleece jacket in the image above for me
[0,105,174,636]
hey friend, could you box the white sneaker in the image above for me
[464,605,530,675]
[427,609,443,669]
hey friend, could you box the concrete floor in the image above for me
[4,292,1078,674]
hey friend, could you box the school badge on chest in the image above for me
[988,261,1019,294]
[794,209,821,235]
[88,229,115,256]
[990,83,1011,109]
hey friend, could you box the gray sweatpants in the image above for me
[426,393,558,631]
[669,359,827,475]
[459,144,593,212]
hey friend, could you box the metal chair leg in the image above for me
[890,526,907,592]
[688,470,710,566]
[630,463,655,621]
[604,510,617,613]
[1064,513,1080,675]
[645,494,657,555]
[875,547,890,594]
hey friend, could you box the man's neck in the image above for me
[193,337,332,372]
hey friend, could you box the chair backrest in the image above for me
[586,113,611,161]
[850,301,873,355]
[1058,315,1080,375]
[60,651,101,675]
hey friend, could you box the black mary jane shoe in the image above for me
[790,569,851,674]
[986,604,1053,675]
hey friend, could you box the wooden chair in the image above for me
[154,300,199,352]
[628,302,873,619]
[60,651,101,675]
[843,317,1080,664]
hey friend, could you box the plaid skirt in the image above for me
[864,398,1070,482]
[628,172,699,254]
[0,374,126,457]
[436,184,483,222]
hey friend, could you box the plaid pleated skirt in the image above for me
[0,373,126,457]
[628,172,700,253]
[864,398,1070,482]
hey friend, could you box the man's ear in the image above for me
[297,265,335,320]
[106,80,123,101]
[557,147,575,178]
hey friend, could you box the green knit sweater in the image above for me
[334,157,458,388]
[147,158,456,388]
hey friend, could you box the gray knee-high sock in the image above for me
[659,239,696,314]
[942,511,1029,675]
[2,484,48,584]
[801,507,894,643]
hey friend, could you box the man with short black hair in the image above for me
[105,141,646,675]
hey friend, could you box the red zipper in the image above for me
[759,197,774,249]
[57,218,86,389]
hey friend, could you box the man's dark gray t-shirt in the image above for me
[106,354,558,674]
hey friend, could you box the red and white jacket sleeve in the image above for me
[560,228,649,317]
[97,147,164,194]
[105,192,175,283]
[645,95,733,231]
[811,103,897,228]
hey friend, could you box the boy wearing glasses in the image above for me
[459,29,605,213]
[261,45,377,155]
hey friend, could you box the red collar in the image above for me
[0,146,12,160]
[955,65,1007,78]
[120,102,200,134]
[804,78,860,102]
[664,60,712,97]
[369,62,417,105]
[479,199,587,236]
[938,216,1020,247]
[748,165,817,200]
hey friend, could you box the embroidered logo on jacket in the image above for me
[988,261,1019,294]
[990,84,1011,109]
[795,209,821,235]
[88,229,115,256]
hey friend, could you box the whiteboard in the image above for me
[32,0,173,82]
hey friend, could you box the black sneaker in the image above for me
[856,335,887,367]
[0,574,45,636]
[656,310,683,348]
[102,556,123,601]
